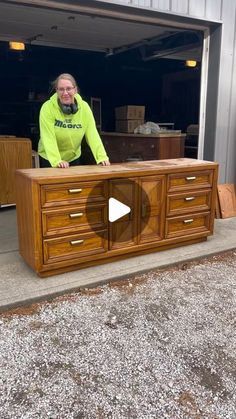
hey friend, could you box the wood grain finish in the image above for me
[15,158,218,277]
[42,203,107,237]
[43,231,107,264]
[109,178,138,249]
[139,175,165,243]
[167,170,213,192]
[217,184,236,218]
[165,212,211,239]
[0,137,32,205]
[166,189,212,216]
[41,180,106,207]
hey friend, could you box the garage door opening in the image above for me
[0,1,205,164]
[0,37,202,158]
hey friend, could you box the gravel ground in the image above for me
[0,250,236,419]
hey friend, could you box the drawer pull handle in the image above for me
[70,239,84,245]
[68,188,82,194]
[69,212,83,218]
[183,219,194,224]
[185,197,195,201]
[185,176,196,181]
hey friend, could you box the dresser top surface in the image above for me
[16,159,218,183]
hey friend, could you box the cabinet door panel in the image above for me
[139,175,166,243]
[109,178,138,249]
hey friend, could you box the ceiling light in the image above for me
[185,60,197,67]
[9,41,25,51]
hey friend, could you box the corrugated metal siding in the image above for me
[227,44,236,181]
[133,0,152,7]
[205,0,222,21]
[152,1,170,12]
[171,1,189,15]
[188,0,206,18]
[105,0,223,20]
[214,1,236,182]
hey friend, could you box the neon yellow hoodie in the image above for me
[38,93,108,167]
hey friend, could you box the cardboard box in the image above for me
[115,119,144,133]
[115,105,145,120]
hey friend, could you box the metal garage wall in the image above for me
[214,1,236,183]
[97,0,236,183]
[97,0,222,21]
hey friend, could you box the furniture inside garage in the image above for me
[101,131,186,162]
[0,137,32,206]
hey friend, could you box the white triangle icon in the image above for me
[108,197,131,222]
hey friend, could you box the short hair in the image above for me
[52,73,78,91]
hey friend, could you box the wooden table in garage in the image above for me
[101,131,186,162]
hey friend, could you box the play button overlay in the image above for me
[108,197,131,222]
[86,178,153,246]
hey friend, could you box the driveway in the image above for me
[0,250,235,418]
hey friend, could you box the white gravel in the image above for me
[0,251,236,418]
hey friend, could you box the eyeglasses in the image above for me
[57,86,75,93]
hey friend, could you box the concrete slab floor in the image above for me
[0,207,236,311]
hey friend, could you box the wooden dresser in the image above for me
[101,131,186,162]
[15,159,218,277]
[0,137,32,206]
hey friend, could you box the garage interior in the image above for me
[0,1,203,160]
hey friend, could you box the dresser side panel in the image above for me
[15,172,42,271]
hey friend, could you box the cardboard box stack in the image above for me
[115,105,145,133]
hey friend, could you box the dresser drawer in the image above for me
[167,170,213,192]
[41,180,107,208]
[43,231,108,264]
[165,212,210,239]
[42,203,107,237]
[166,189,212,216]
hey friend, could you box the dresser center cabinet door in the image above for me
[109,178,138,250]
[108,175,166,249]
[139,175,166,243]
